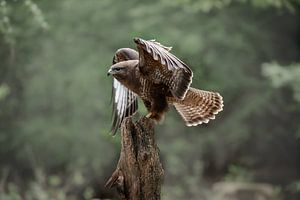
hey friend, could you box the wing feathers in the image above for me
[134,37,190,72]
[169,69,192,99]
[110,79,138,135]
[134,37,193,99]
[110,48,139,135]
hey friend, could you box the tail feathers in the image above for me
[171,88,223,126]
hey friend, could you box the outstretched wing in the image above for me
[134,37,193,99]
[110,48,139,135]
[110,79,138,135]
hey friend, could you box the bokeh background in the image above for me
[0,0,300,199]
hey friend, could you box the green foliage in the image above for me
[0,0,48,45]
[0,0,299,199]
[224,165,253,182]
[0,84,9,101]
[0,0,14,44]
[263,62,300,103]
[161,0,300,12]
[288,180,300,193]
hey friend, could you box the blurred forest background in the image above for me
[0,0,300,199]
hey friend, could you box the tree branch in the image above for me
[105,117,164,200]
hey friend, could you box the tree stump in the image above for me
[105,117,164,200]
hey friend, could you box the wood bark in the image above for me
[105,117,164,200]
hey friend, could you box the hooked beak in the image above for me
[107,68,113,76]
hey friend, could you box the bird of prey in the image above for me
[107,38,223,134]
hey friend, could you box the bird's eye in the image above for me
[115,67,121,71]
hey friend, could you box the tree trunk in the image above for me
[105,117,164,200]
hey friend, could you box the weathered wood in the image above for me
[105,117,164,200]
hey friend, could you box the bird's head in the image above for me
[107,60,138,81]
[107,64,127,77]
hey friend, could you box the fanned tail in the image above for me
[169,87,223,126]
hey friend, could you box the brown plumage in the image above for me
[107,38,223,134]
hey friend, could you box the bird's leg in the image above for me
[146,112,161,121]
[146,112,153,118]
[143,99,154,118]
[144,97,167,122]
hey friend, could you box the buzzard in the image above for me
[107,38,223,134]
